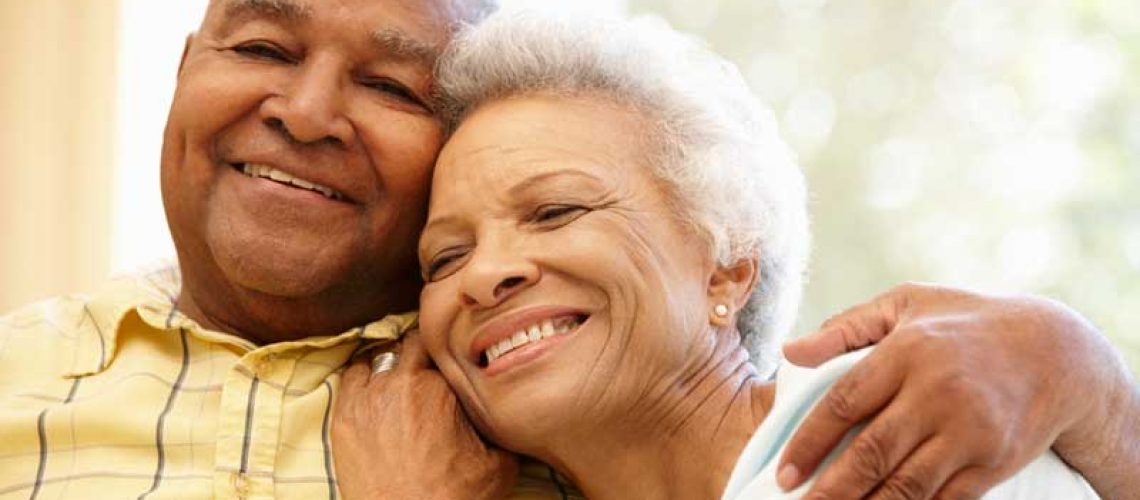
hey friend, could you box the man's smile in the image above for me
[236,162,347,201]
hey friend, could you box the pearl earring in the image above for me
[714,304,729,317]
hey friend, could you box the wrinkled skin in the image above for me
[780,283,1140,500]
[333,333,517,500]
[163,0,451,344]
[161,0,514,497]
[164,1,1138,498]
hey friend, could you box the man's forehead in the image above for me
[222,0,313,21]
[207,0,452,63]
[209,0,494,19]
[210,0,468,26]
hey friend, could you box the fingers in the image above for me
[340,357,371,391]
[808,412,935,499]
[396,329,431,373]
[362,330,430,380]
[333,359,374,433]
[783,326,863,368]
[861,438,965,500]
[777,346,906,490]
[783,285,909,367]
[934,467,992,500]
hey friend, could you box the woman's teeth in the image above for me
[484,316,582,364]
[239,163,345,201]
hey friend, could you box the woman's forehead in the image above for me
[438,96,651,175]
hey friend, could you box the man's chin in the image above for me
[206,240,355,295]
[226,259,352,299]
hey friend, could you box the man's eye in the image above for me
[424,250,467,282]
[363,79,425,107]
[233,43,292,63]
[532,204,587,225]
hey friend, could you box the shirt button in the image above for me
[256,354,276,375]
[234,472,250,497]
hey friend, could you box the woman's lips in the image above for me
[468,306,590,375]
[482,314,584,365]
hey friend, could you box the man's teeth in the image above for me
[484,316,581,364]
[240,163,345,201]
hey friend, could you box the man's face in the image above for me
[161,0,457,338]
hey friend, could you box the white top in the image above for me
[721,349,1098,499]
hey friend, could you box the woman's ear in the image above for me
[707,255,759,327]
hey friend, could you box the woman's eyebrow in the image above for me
[420,169,606,238]
[421,214,462,240]
[507,169,606,198]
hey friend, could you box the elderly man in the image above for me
[0,0,1136,499]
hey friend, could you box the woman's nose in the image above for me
[458,245,540,309]
[259,60,354,146]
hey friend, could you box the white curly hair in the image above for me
[434,12,810,376]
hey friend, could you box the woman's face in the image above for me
[418,95,724,451]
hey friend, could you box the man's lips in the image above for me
[469,306,590,368]
[230,162,350,202]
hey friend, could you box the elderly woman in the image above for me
[379,12,1100,499]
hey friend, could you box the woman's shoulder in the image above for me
[721,348,875,499]
[722,347,1098,499]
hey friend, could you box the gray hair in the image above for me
[448,0,498,26]
[435,13,810,375]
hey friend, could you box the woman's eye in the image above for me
[425,250,467,282]
[233,43,292,63]
[532,204,588,225]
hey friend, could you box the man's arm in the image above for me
[776,283,1139,499]
[1050,333,1140,500]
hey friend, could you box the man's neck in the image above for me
[176,274,419,345]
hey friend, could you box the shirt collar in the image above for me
[68,262,417,377]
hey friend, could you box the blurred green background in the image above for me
[627,0,1140,373]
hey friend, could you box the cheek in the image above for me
[591,221,710,357]
[597,222,685,301]
[172,63,274,144]
[417,284,456,353]
[417,284,484,409]
[357,112,443,200]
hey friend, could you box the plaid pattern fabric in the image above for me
[0,265,580,499]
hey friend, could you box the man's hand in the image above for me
[777,283,1139,499]
[332,331,518,500]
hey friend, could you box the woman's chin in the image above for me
[475,382,591,454]
[485,420,556,454]
[463,316,617,454]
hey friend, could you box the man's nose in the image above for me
[458,243,540,310]
[260,59,354,146]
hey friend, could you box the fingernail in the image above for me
[777,463,801,491]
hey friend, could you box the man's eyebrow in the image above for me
[221,0,312,31]
[370,28,442,65]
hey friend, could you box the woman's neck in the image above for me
[541,344,777,500]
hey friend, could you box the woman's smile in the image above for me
[417,94,718,452]
[468,305,592,376]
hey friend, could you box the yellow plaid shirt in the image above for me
[0,266,581,499]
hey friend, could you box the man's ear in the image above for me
[707,256,759,327]
[178,33,196,75]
